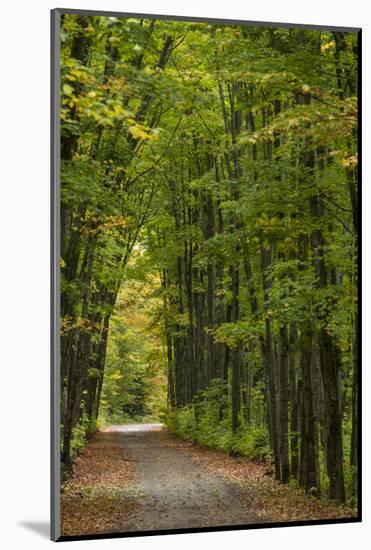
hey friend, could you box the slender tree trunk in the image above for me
[289,324,299,478]
[279,325,290,482]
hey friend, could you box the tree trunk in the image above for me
[279,324,290,482]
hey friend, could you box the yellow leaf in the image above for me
[63,83,73,96]
[128,124,154,141]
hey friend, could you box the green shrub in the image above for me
[165,388,271,462]
[70,414,90,458]
[231,426,271,460]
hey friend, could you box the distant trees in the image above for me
[59,15,358,504]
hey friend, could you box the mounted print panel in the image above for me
[51,8,361,541]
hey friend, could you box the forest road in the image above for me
[108,423,263,532]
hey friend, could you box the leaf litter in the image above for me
[61,427,356,536]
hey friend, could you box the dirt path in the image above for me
[61,424,355,537]
[111,423,261,532]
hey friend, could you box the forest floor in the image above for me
[61,424,356,537]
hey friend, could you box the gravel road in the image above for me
[109,423,261,532]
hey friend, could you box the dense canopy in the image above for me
[60,14,359,505]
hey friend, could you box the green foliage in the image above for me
[59,13,358,510]
[70,413,92,458]
[166,382,271,461]
[167,405,271,460]
[99,256,167,425]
